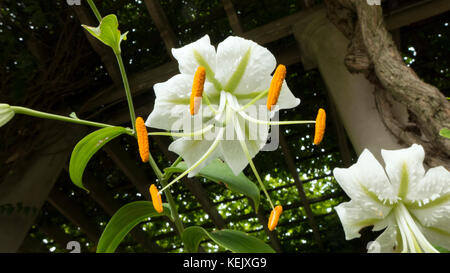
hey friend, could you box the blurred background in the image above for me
[0,0,448,253]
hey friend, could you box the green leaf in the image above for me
[182,226,276,253]
[165,159,261,212]
[97,201,172,253]
[82,14,128,54]
[439,128,450,139]
[69,126,129,191]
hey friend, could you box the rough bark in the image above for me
[324,0,450,168]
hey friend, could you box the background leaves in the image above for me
[182,226,275,253]
[166,159,261,212]
[97,201,172,253]
[69,126,129,191]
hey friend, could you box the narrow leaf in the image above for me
[69,127,128,191]
[97,201,172,253]
[165,159,261,212]
[182,226,275,253]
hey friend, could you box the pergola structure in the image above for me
[1,0,449,253]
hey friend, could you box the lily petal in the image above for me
[370,217,401,253]
[219,96,269,175]
[168,136,221,177]
[381,144,425,199]
[334,200,388,240]
[420,224,450,251]
[146,74,215,131]
[172,35,217,78]
[333,149,398,206]
[215,36,276,95]
[275,81,301,111]
[245,77,300,113]
[407,166,450,235]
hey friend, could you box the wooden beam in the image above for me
[102,139,152,200]
[242,4,324,45]
[222,0,244,35]
[143,0,178,57]
[48,188,101,242]
[0,123,79,253]
[385,0,450,30]
[79,61,178,115]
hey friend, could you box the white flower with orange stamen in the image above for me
[145,35,325,227]
[333,144,450,253]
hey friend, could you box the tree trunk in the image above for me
[324,0,450,168]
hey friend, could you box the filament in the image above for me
[148,124,214,137]
[231,109,274,209]
[158,127,225,193]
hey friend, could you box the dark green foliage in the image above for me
[1,1,447,253]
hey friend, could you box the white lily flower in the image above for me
[0,104,15,127]
[145,35,326,223]
[333,144,450,253]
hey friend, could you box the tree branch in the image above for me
[324,0,450,168]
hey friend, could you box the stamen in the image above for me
[237,109,315,126]
[240,88,269,111]
[149,184,163,213]
[136,117,149,163]
[159,127,225,194]
[227,93,315,126]
[230,110,275,210]
[267,64,286,111]
[190,66,206,115]
[148,124,214,137]
[313,108,326,145]
[397,203,439,253]
[268,205,283,231]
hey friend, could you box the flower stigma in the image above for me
[136,117,150,163]
[268,205,283,231]
[190,66,206,115]
[314,108,326,145]
[267,64,286,111]
[149,184,163,213]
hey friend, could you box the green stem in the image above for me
[116,54,137,132]
[85,1,135,132]
[147,152,184,235]
[11,106,118,129]
[87,0,102,22]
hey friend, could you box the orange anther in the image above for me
[267,64,286,111]
[149,184,163,213]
